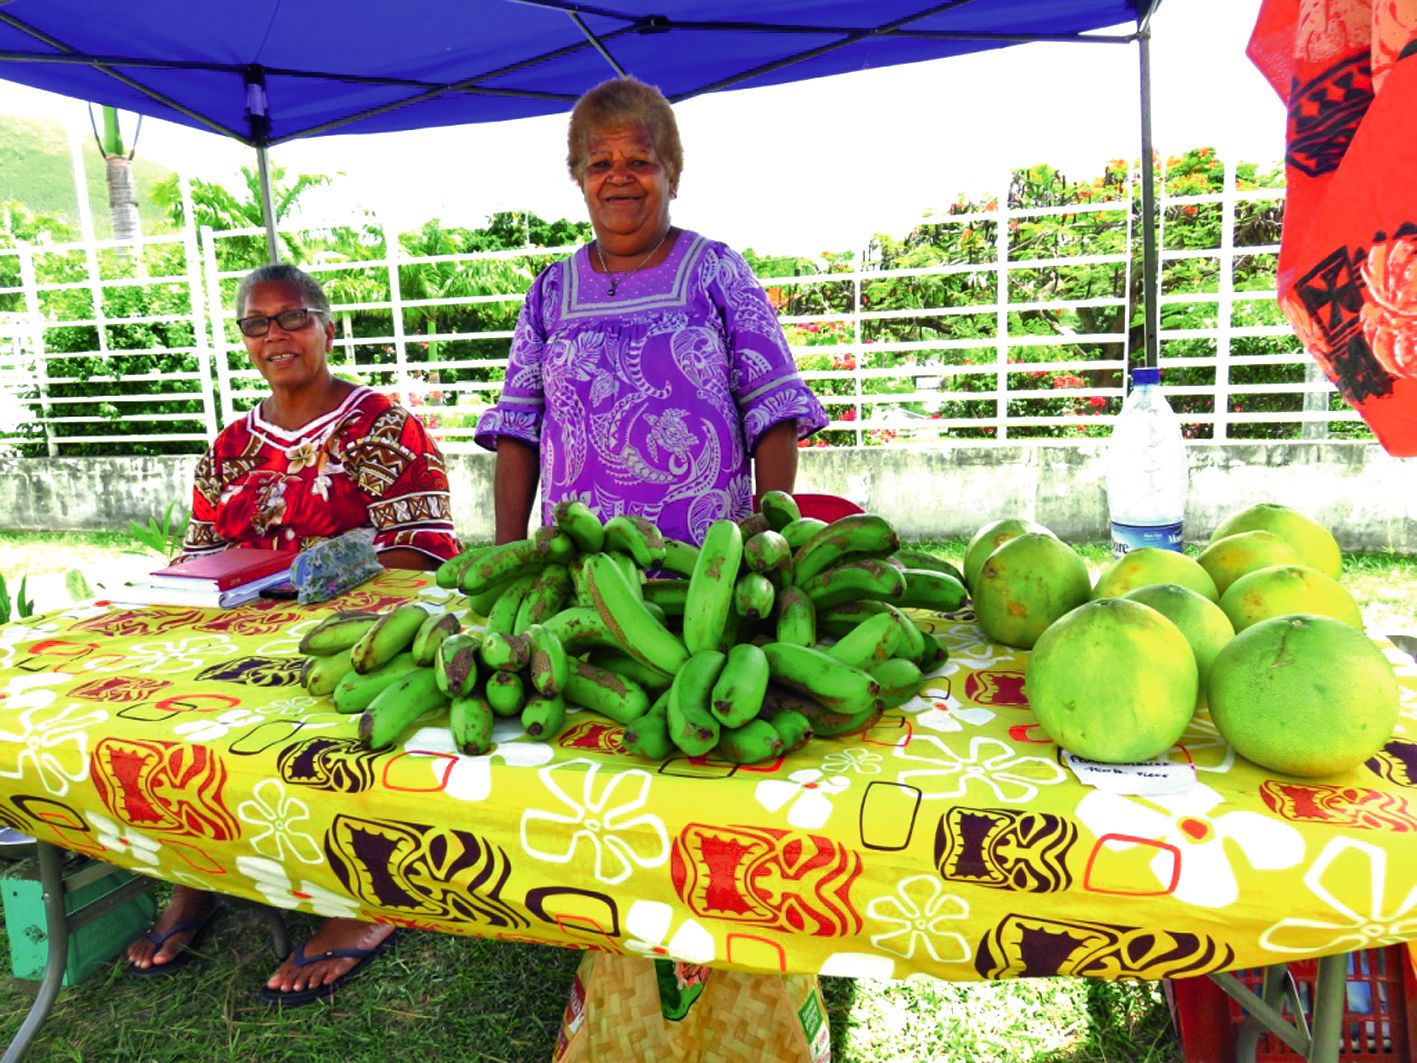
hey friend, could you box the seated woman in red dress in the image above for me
[126,263,460,1005]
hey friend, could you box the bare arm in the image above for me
[752,420,800,505]
[379,547,440,572]
[493,437,541,544]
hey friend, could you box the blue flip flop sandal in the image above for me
[258,927,403,1006]
[127,905,220,977]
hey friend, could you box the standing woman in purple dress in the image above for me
[475,76,827,545]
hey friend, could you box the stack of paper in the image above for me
[113,549,293,608]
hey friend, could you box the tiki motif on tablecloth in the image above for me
[974,913,1234,979]
[276,736,382,793]
[89,737,240,840]
[1260,779,1417,830]
[671,823,862,936]
[934,806,1077,893]
[525,885,621,946]
[558,720,627,755]
[8,794,102,855]
[325,813,528,929]
[193,607,306,638]
[71,609,206,638]
[961,669,1028,707]
[1367,738,1417,787]
[194,655,304,687]
[68,676,173,703]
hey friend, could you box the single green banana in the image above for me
[743,529,793,577]
[918,634,950,671]
[298,611,382,657]
[480,631,532,673]
[870,657,924,708]
[541,605,618,654]
[682,519,743,654]
[520,693,567,740]
[765,709,813,753]
[466,567,536,618]
[349,603,432,674]
[553,499,605,553]
[759,491,802,531]
[485,670,527,717]
[606,551,644,601]
[434,632,481,698]
[586,647,674,694]
[774,586,817,647]
[513,564,572,634]
[564,659,651,724]
[660,538,700,577]
[826,610,908,669]
[449,693,495,755]
[792,514,900,587]
[799,558,907,610]
[333,652,419,713]
[435,547,488,590]
[603,515,667,569]
[302,651,356,697]
[779,517,828,550]
[897,569,969,612]
[762,641,881,716]
[818,601,927,664]
[758,682,879,738]
[892,548,967,587]
[622,691,674,759]
[666,649,725,756]
[642,578,689,617]
[459,539,545,597]
[527,624,570,697]
[709,642,769,728]
[486,572,538,636]
[733,572,775,621]
[532,524,577,565]
[411,609,461,666]
[717,719,784,765]
[569,556,594,608]
[358,667,449,750]
[582,553,689,675]
[738,512,771,539]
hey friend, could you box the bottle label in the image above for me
[1111,521,1183,558]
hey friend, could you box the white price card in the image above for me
[1061,750,1197,796]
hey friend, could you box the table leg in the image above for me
[1306,952,1347,1062]
[1,842,69,1063]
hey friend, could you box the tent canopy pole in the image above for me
[244,67,280,264]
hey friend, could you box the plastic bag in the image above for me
[553,953,831,1063]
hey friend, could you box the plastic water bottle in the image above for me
[1106,367,1189,558]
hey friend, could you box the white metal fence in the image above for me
[0,157,1366,457]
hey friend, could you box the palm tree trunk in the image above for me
[105,155,141,248]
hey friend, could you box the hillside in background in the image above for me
[0,114,175,237]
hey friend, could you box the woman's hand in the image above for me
[380,547,439,572]
[752,420,800,504]
[494,438,541,544]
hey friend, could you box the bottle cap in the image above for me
[1130,367,1161,387]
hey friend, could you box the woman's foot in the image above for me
[264,918,397,996]
[126,885,219,971]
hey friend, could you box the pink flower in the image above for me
[1359,235,1417,379]
[1088,395,1107,408]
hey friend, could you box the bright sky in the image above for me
[0,0,1281,255]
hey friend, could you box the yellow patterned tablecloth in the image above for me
[1,570,1414,983]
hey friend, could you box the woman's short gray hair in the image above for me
[235,263,330,317]
[566,76,683,194]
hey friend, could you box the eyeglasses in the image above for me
[236,308,326,338]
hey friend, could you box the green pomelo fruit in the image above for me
[1122,583,1234,692]
[1093,547,1220,603]
[1207,614,1398,778]
[974,533,1091,649]
[1026,598,1199,762]
[1196,531,1303,597]
[962,517,1053,592]
[1219,564,1363,634]
[1211,503,1341,579]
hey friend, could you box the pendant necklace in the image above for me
[595,230,670,296]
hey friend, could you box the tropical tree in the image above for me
[95,105,141,250]
[151,164,329,267]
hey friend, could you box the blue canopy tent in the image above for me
[0,0,1166,364]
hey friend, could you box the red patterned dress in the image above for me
[182,386,460,563]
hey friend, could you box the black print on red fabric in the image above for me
[1295,247,1393,403]
[1285,55,1372,178]
[193,656,304,687]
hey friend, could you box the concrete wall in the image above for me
[2,442,1413,553]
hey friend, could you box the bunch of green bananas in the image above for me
[420,493,968,765]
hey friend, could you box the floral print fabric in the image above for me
[475,231,827,545]
[184,386,460,562]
